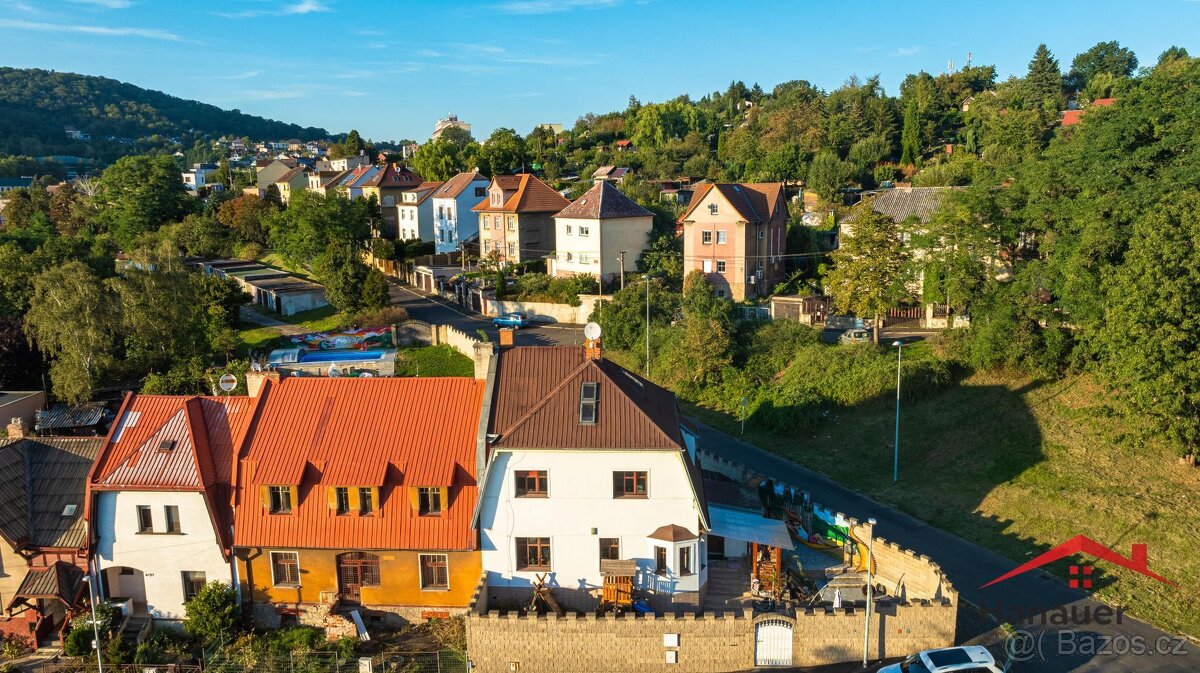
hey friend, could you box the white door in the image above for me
[754,619,793,667]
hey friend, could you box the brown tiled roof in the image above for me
[362,163,424,189]
[648,524,698,542]
[677,182,784,224]
[434,171,488,199]
[275,166,308,184]
[851,187,956,225]
[7,562,84,609]
[555,181,652,220]
[472,174,569,213]
[0,438,102,550]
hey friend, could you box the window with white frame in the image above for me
[717,230,727,244]
[579,226,590,237]
[716,260,726,273]
[708,203,718,215]
[702,231,712,245]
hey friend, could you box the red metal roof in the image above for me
[233,377,485,551]
[1061,110,1084,126]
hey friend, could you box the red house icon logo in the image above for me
[981,535,1177,589]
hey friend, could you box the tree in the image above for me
[410,139,461,181]
[216,195,275,245]
[370,237,396,261]
[23,261,119,403]
[1025,44,1064,111]
[437,125,474,150]
[1101,194,1200,459]
[1066,40,1138,92]
[1156,46,1190,68]
[478,128,528,176]
[316,242,371,312]
[328,129,369,160]
[587,277,675,352]
[95,155,196,247]
[825,209,909,344]
[267,191,371,269]
[168,214,233,258]
[899,99,921,167]
[183,581,239,646]
[361,268,390,310]
[806,151,851,203]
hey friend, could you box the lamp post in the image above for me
[892,341,903,482]
[643,275,651,377]
[81,575,105,673]
[740,396,748,435]
[861,517,877,668]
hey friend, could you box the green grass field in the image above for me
[685,369,1200,637]
[236,305,351,354]
[257,252,316,280]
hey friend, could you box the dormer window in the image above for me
[333,487,350,515]
[416,487,443,516]
[490,192,500,206]
[266,485,294,514]
[158,440,175,452]
[580,382,598,424]
[358,487,375,515]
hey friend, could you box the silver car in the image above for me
[878,646,1003,673]
[839,328,873,344]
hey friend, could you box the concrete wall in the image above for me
[484,293,609,325]
[93,490,230,621]
[431,324,493,380]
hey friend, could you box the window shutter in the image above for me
[409,486,420,511]
[289,486,298,508]
[326,487,337,511]
[349,487,361,511]
[370,487,381,517]
[260,485,270,510]
[439,487,449,512]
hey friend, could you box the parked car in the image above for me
[839,328,873,344]
[878,646,1003,673]
[493,312,529,329]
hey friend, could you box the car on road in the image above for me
[493,312,529,329]
[878,646,1003,673]
[839,328,873,344]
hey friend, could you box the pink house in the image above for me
[676,183,787,300]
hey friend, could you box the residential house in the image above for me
[472,174,571,265]
[0,437,102,647]
[275,166,311,205]
[431,171,490,254]
[615,139,633,152]
[0,178,34,195]
[432,115,470,140]
[336,165,381,201]
[476,345,709,612]
[591,166,632,185]
[233,377,486,627]
[88,394,258,623]
[678,183,787,301]
[400,143,420,160]
[181,163,219,192]
[550,181,653,283]
[306,170,349,197]
[395,181,443,242]
[329,155,369,172]
[359,164,426,238]
[255,158,297,190]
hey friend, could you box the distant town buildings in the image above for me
[432,114,471,140]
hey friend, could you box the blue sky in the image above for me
[2,0,1198,142]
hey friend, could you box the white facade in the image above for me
[93,490,229,621]
[329,155,368,172]
[477,448,707,601]
[397,189,437,241]
[551,215,652,281]
[433,180,490,254]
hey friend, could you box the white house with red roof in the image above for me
[87,394,259,622]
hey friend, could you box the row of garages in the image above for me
[191,259,328,317]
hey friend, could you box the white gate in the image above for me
[754,619,794,667]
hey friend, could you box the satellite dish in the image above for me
[583,322,602,340]
[218,374,238,392]
[328,365,342,378]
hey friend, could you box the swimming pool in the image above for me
[297,349,390,363]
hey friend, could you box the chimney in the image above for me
[6,417,26,439]
[498,328,514,347]
[1130,543,1148,571]
[584,338,602,361]
[246,370,282,398]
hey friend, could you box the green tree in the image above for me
[183,581,239,646]
[478,128,528,176]
[361,268,390,310]
[410,139,461,181]
[216,194,275,245]
[806,151,852,203]
[1101,194,1200,458]
[24,261,120,403]
[1066,40,1138,92]
[588,277,675,352]
[95,155,196,247]
[899,99,921,167]
[825,209,909,344]
[1025,43,1064,111]
[328,129,369,160]
[316,243,371,312]
[267,191,371,269]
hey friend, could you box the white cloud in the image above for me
[236,89,308,101]
[493,0,619,14]
[224,70,261,80]
[217,0,332,19]
[0,17,182,41]
[68,0,134,8]
[890,45,924,57]
[281,0,332,14]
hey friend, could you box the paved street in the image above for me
[693,420,1197,673]
[387,280,583,347]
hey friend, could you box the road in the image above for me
[693,420,1196,673]
[387,280,583,347]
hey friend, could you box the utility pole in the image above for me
[618,251,626,292]
[861,518,877,668]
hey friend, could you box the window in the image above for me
[358,487,375,515]
[565,252,573,262]
[271,551,300,586]
[515,470,548,497]
[702,231,712,245]
[565,225,572,235]
[716,260,726,273]
[612,471,647,498]
[439,229,446,243]
[437,206,444,218]
[580,381,598,424]
[507,242,516,257]
[717,230,727,244]
[418,487,442,516]
[268,486,292,514]
[482,217,489,230]
[334,487,350,515]
[182,571,206,601]
[164,505,181,534]
[490,192,500,205]
[419,554,449,590]
[578,253,592,264]
[382,196,395,207]
[507,217,516,231]
[599,538,620,562]
[708,203,718,215]
[702,259,712,273]
[679,547,693,576]
[579,226,590,237]
[516,537,551,570]
[655,546,667,575]
[136,505,153,533]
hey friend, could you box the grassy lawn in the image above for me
[395,345,474,377]
[237,306,351,355]
[257,252,316,280]
[679,366,1200,637]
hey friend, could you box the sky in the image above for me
[2,0,1198,142]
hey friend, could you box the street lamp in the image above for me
[642,275,651,377]
[81,575,105,673]
[892,341,903,482]
[861,517,877,668]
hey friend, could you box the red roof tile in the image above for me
[234,377,485,551]
[1061,110,1084,126]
